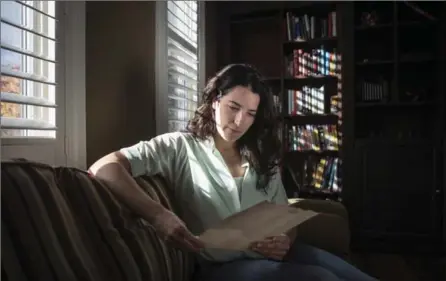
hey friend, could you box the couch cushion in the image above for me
[1,160,195,281]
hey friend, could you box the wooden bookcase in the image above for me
[218,1,445,253]
[230,2,343,201]
[343,1,446,253]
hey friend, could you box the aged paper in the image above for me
[199,201,318,250]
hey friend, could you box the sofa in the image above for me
[1,160,350,281]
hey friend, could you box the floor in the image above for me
[351,252,446,281]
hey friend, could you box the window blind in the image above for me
[1,0,57,138]
[167,0,199,132]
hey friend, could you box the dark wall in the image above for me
[204,2,218,78]
[204,2,231,78]
[85,1,157,166]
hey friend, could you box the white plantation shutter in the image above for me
[1,0,57,138]
[166,1,199,132]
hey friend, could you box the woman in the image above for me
[89,64,377,281]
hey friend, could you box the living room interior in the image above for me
[1,1,445,281]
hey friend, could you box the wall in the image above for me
[204,2,231,78]
[85,1,157,166]
[204,2,217,78]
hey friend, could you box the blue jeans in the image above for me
[194,243,378,281]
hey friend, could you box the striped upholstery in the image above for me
[2,160,351,281]
[1,160,195,281]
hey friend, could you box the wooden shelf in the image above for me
[355,101,432,108]
[355,23,393,31]
[287,150,339,157]
[301,185,338,194]
[399,54,435,63]
[284,114,338,125]
[354,138,434,147]
[298,185,340,200]
[283,37,337,53]
[283,76,337,88]
[398,20,439,28]
[265,76,339,89]
[356,60,394,66]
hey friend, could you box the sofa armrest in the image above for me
[288,198,348,220]
[288,198,350,260]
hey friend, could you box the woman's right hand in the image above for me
[151,208,205,252]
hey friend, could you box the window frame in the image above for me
[1,1,59,141]
[1,1,86,169]
[155,1,205,135]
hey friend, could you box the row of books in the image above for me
[287,86,325,115]
[288,124,339,151]
[283,156,341,197]
[308,157,339,191]
[286,87,342,115]
[357,78,390,102]
[285,48,340,78]
[285,11,337,41]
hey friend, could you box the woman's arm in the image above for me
[90,134,178,222]
[89,151,166,225]
[89,136,204,252]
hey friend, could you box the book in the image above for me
[198,201,317,250]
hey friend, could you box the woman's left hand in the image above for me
[249,234,291,260]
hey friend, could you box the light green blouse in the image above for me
[120,132,288,262]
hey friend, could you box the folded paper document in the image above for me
[199,201,317,250]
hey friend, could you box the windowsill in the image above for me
[1,137,57,146]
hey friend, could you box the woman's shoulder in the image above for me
[152,131,199,146]
[149,132,208,159]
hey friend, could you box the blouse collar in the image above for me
[203,136,250,168]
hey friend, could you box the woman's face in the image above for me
[212,86,260,143]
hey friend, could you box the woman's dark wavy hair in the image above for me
[186,64,282,192]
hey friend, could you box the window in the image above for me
[1,1,86,168]
[1,1,57,139]
[166,1,200,132]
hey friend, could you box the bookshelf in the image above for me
[219,1,445,253]
[353,2,443,140]
[345,1,445,253]
[281,5,342,201]
[230,2,343,201]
